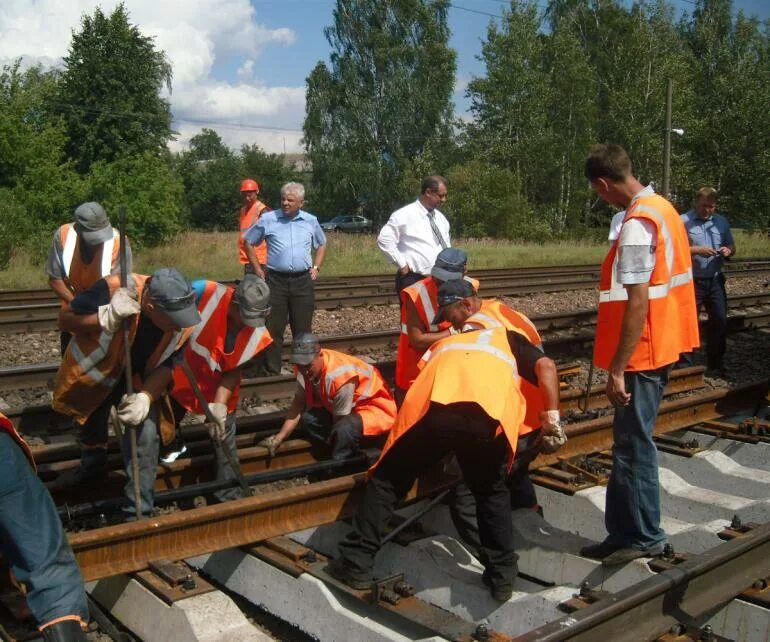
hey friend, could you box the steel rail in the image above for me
[512,520,770,641]
[64,379,766,583]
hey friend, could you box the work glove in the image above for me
[97,288,141,333]
[117,391,152,426]
[539,409,567,454]
[257,434,282,458]
[207,402,228,443]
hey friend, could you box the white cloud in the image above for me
[0,0,304,154]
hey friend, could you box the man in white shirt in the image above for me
[608,209,626,243]
[377,175,451,293]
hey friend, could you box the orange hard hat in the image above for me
[240,179,259,193]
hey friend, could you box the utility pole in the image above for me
[663,78,673,197]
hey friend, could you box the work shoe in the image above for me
[579,540,620,561]
[601,547,650,566]
[41,619,87,642]
[481,570,514,602]
[325,557,373,590]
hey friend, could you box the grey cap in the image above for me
[147,268,200,329]
[431,247,467,282]
[74,202,113,245]
[233,276,271,327]
[432,279,476,324]
[290,332,321,365]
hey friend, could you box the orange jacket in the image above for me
[594,193,699,371]
[53,274,195,444]
[0,413,34,469]
[396,275,480,391]
[57,223,121,295]
[298,350,396,436]
[464,299,544,430]
[172,281,272,414]
[239,201,268,265]
[375,327,526,473]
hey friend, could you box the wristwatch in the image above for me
[313,265,320,271]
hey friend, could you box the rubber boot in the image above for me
[41,619,87,642]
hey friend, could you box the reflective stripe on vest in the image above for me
[69,328,119,388]
[421,329,519,378]
[188,284,229,373]
[414,280,439,332]
[61,228,117,279]
[325,362,376,401]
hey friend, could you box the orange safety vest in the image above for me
[238,201,268,265]
[0,412,34,469]
[594,193,699,371]
[171,281,273,414]
[53,274,195,445]
[463,299,544,431]
[298,350,396,436]
[375,327,526,473]
[57,223,121,295]
[396,275,480,391]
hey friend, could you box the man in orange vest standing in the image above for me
[327,326,561,602]
[580,144,699,565]
[52,268,201,520]
[258,333,396,461]
[46,202,132,354]
[395,247,477,404]
[170,275,273,500]
[238,179,269,278]
[0,413,88,641]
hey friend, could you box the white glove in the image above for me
[539,409,567,454]
[97,288,141,333]
[117,391,152,426]
[207,402,228,443]
[258,434,282,458]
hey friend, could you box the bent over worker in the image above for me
[46,202,132,355]
[395,247,478,404]
[327,326,561,602]
[170,275,273,500]
[0,413,88,642]
[259,333,396,461]
[53,268,200,519]
[581,144,699,566]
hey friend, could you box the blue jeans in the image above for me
[0,433,88,626]
[605,367,670,551]
[121,401,160,520]
[680,274,727,369]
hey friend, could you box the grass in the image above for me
[2,229,768,290]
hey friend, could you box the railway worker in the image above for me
[46,201,132,355]
[169,275,273,501]
[377,175,451,294]
[581,144,699,565]
[0,412,88,641]
[52,268,201,520]
[395,247,478,405]
[608,209,626,244]
[243,182,327,377]
[327,326,562,602]
[680,187,736,377]
[238,178,270,278]
[431,279,565,554]
[257,332,396,461]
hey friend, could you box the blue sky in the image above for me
[0,0,767,154]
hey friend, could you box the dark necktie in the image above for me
[428,212,448,249]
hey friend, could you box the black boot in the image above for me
[41,619,87,642]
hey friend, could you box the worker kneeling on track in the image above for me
[52,268,200,520]
[258,333,396,461]
[0,413,89,641]
[327,325,563,603]
[169,275,273,501]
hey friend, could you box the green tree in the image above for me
[304,0,456,224]
[240,144,302,211]
[56,3,173,173]
[87,152,184,247]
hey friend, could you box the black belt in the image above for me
[267,268,310,278]
[694,274,721,282]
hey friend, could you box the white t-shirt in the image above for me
[616,217,657,284]
[608,210,626,243]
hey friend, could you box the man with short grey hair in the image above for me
[244,182,327,375]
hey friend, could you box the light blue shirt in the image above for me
[681,210,734,279]
[244,210,326,273]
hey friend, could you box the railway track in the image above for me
[1,259,768,334]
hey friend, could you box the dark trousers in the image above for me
[59,332,72,356]
[680,274,728,370]
[301,407,385,460]
[448,428,541,558]
[395,270,428,295]
[0,433,88,626]
[337,402,517,592]
[263,271,315,375]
